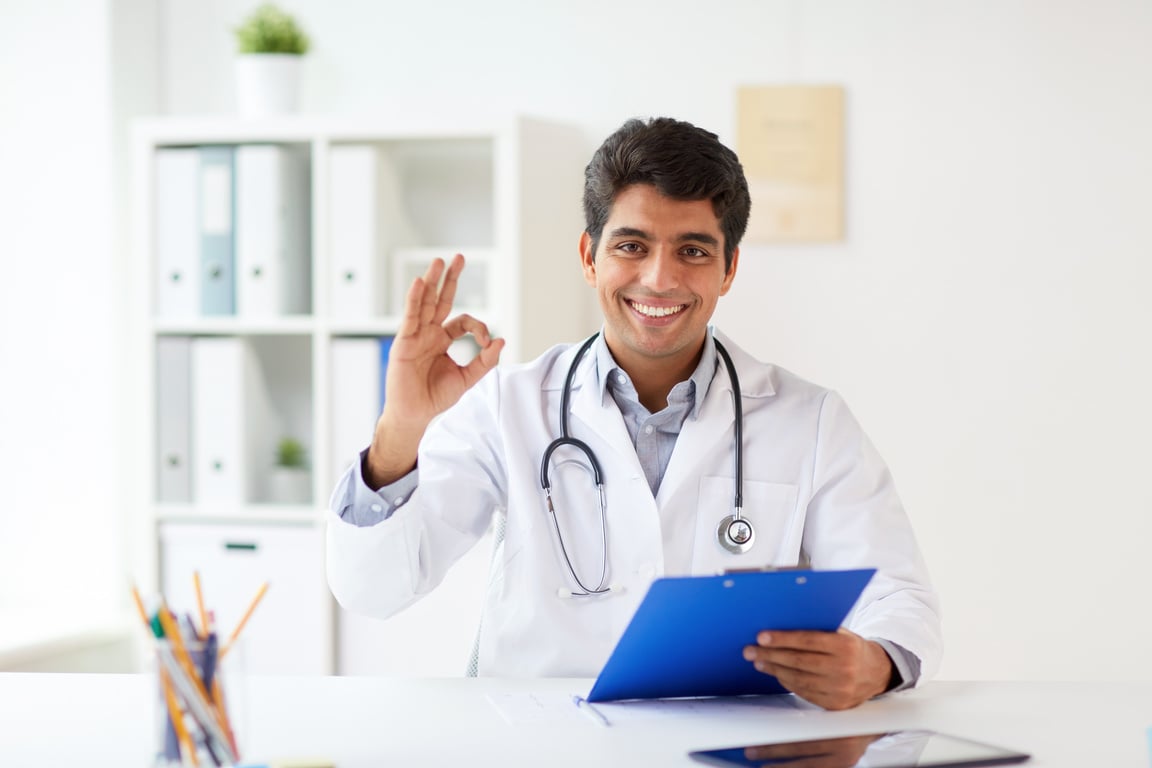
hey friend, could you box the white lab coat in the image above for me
[327,330,942,681]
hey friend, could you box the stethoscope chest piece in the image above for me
[717,514,755,554]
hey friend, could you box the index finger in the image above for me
[753,629,843,652]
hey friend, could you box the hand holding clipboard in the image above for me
[586,568,875,703]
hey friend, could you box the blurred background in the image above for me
[1,0,1150,682]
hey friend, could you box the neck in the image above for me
[607,337,705,413]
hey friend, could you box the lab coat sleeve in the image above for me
[803,391,943,683]
[326,372,507,621]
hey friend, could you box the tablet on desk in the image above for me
[688,730,1031,767]
[586,568,875,703]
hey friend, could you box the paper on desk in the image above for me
[487,692,813,726]
[487,692,590,725]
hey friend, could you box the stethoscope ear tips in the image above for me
[717,514,755,555]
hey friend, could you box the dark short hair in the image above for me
[583,117,751,272]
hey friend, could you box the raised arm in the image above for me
[364,254,505,486]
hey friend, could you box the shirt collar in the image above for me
[592,328,719,419]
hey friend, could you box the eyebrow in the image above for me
[607,227,720,247]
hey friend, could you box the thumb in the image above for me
[460,338,504,388]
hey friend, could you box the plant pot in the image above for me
[268,466,311,505]
[235,54,303,116]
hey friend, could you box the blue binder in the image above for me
[586,568,875,703]
[199,146,236,316]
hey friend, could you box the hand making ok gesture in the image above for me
[364,254,505,486]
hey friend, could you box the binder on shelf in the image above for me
[154,148,201,318]
[156,337,192,503]
[191,337,270,505]
[235,145,311,317]
[329,336,393,485]
[328,145,387,319]
[199,146,236,316]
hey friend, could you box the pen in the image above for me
[571,695,611,728]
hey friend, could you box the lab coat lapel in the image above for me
[567,369,643,474]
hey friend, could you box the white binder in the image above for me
[329,337,391,485]
[235,145,311,317]
[191,337,269,505]
[328,145,386,319]
[154,148,200,318]
[156,336,192,503]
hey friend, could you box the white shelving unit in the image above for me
[128,115,591,674]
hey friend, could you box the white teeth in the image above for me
[630,301,686,318]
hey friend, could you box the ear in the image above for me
[579,231,597,287]
[719,247,739,296]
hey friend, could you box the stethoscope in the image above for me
[540,332,752,597]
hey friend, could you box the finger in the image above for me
[398,277,427,337]
[755,630,841,653]
[459,337,504,388]
[749,648,836,677]
[432,253,465,325]
[442,313,493,347]
[419,258,447,326]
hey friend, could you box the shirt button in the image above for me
[393,497,406,505]
[643,424,654,435]
[370,503,383,513]
[616,373,627,383]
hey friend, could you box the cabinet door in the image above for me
[160,522,328,674]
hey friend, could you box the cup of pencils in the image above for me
[133,575,268,767]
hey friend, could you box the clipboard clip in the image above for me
[722,565,810,574]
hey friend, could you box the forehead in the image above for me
[605,184,723,237]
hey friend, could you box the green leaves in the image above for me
[276,437,308,468]
[234,4,311,55]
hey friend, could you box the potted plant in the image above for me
[269,436,311,504]
[233,3,311,116]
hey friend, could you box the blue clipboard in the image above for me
[586,568,876,703]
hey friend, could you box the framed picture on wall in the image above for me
[737,85,845,243]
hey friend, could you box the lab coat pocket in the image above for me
[691,477,801,572]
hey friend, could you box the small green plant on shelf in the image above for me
[275,437,308,469]
[234,4,311,55]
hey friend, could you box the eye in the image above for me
[614,241,644,255]
[681,246,711,261]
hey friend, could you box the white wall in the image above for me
[156,0,1152,680]
[0,0,122,638]
[0,0,157,663]
[6,0,1149,680]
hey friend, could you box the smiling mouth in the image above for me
[627,300,687,318]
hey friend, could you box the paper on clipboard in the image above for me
[586,568,875,703]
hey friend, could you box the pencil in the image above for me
[157,608,209,700]
[130,585,151,632]
[161,666,198,767]
[193,571,210,637]
[220,581,268,659]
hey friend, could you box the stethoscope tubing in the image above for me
[539,332,747,595]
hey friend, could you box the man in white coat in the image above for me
[328,117,941,710]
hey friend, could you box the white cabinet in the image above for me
[131,116,591,674]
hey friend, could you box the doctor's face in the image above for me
[580,183,738,378]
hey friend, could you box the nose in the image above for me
[638,246,680,293]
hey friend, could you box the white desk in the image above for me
[1,675,1149,766]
